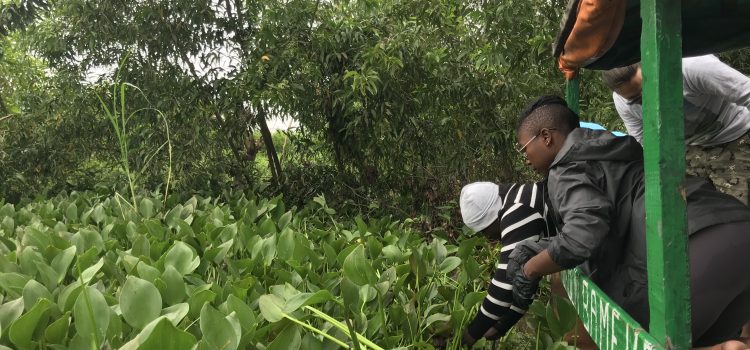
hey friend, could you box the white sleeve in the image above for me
[613,93,644,143]
[683,55,750,107]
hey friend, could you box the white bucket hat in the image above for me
[460,182,504,232]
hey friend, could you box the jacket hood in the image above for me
[551,128,643,167]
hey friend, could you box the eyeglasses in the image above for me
[516,128,556,154]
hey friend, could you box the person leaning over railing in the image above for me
[602,55,750,205]
[457,181,551,346]
[511,95,750,350]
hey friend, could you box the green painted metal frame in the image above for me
[640,0,691,348]
[561,0,692,348]
[562,268,664,350]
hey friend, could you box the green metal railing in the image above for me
[561,0,692,348]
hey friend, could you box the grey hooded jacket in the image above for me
[545,128,750,325]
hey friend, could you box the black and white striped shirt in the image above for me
[466,181,552,339]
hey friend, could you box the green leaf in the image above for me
[164,242,199,275]
[258,294,286,323]
[352,216,366,235]
[258,217,277,236]
[107,309,123,340]
[267,324,301,350]
[73,286,109,347]
[225,312,241,347]
[68,332,88,350]
[432,239,448,264]
[548,296,577,339]
[423,313,451,328]
[367,236,383,260]
[120,276,162,330]
[341,277,362,315]
[91,204,106,224]
[206,239,233,264]
[1,217,15,237]
[0,273,31,298]
[200,304,239,350]
[120,316,197,350]
[57,282,83,312]
[225,295,255,331]
[277,211,293,230]
[381,245,403,261]
[284,290,335,313]
[51,246,76,283]
[165,206,185,229]
[177,220,194,239]
[140,198,155,219]
[312,195,326,208]
[464,257,482,280]
[132,235,150,258]
[277,228,295,261]
[9,298,52,349]
[462,292,486,310]
[144,219,166,240]
[34,262,59,290]
[18,247,43,276]
[343,245,377,286]
[187,288,216,319]
[72,228,104,253]
[22,280,51,312]
[44,312,70,344]
[439,257,462,274]
[0,298,24,337]
[218,223,238,241]
[301,331,325,350]
[137,262,161,283]
[160,266,186,304]
[65,203,78,222]
[261,234,277,267]
[160,303,189,326]
[80,257,104,284]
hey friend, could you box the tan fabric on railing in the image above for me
[557,0,627,79]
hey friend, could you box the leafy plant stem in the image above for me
[282,313,349,348]
[346,317,363,350]
[304,306,385,350]
[536,321,541,350]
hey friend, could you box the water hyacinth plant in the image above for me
[0,190,577,349]
[0,191,485,349]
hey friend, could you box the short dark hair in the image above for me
[601,63,640,90]
[516,95,580,136]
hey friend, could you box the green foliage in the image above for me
[0,0,570,209]
[0,0,49,36]
[2,0,750,218]
[0,191,538,349]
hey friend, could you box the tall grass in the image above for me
[97,56,173,210]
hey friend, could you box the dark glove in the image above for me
[460,329,477,348]
[509,265,538,310]
[483,327,501,340]
[507,239,549,310]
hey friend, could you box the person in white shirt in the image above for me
[602,55,750,205]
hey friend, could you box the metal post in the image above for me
[566,75,580,114]
[640,0,691,348]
